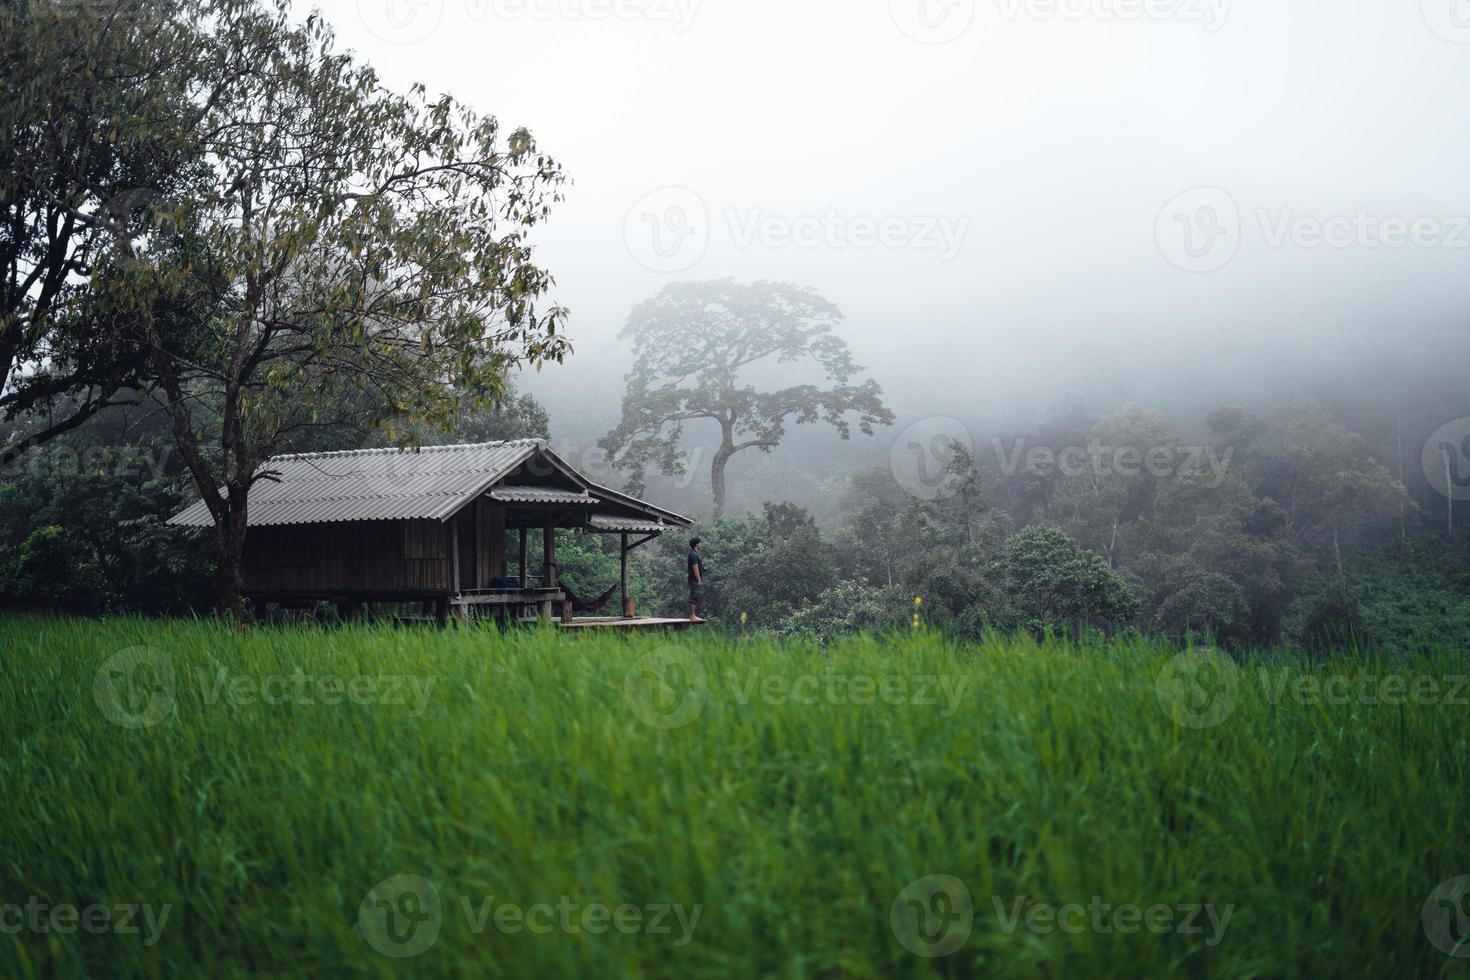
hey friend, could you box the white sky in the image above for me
[317,0,1470,439]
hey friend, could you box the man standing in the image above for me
[687,537,706,623]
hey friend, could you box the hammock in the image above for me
[560,582,619,614]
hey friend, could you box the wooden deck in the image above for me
[559,617,705,631]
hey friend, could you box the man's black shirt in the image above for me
[688,549,703,586]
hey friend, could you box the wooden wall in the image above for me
[243,518,453,597]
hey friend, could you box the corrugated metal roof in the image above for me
[584,482,691,526]
[166,440,694,530]
[167,441,540,527]
[489,486,596,505]
[588,514,669,533]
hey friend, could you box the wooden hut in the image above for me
[166,440,693,626]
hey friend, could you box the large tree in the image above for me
[126,1,569,620]
[600,279,893,516]
[0,0,204,458]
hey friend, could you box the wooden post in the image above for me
[620,532,629,618]
[518,526,528,587]
[434,597,448,628]
[451,514,461,595]
[543,520,556,587]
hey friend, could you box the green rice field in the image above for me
[1,617,1467,977]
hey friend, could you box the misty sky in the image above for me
[319,0,1470,445]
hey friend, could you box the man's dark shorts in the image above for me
[689,584,704,607]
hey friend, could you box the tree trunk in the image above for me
[213,485,250,624]
[1446,445,1455,536]
[142,303,251,626]
[1333,525,1346,597]
[711,430,735,519]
